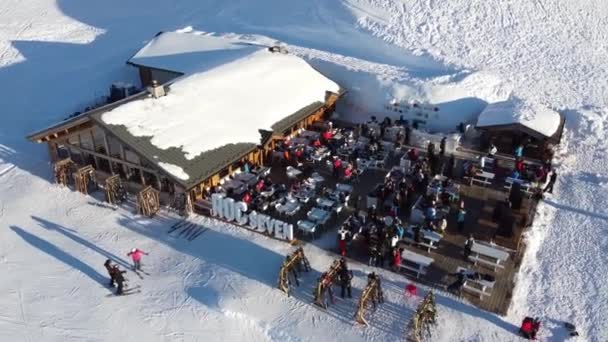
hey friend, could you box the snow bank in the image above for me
[477,97,562,137]
[158,162,189,180]
[104,48,339,160]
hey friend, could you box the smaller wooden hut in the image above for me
[475,97,565,159]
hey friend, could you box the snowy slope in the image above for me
[1,0,608,341]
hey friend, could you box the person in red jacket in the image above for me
[332,157,342,178]
[312,138,321,148]
[322,130,333,142]
[519,317,540,339]
[407,148,418,161]
[242,191,252,204]
[516,158,525,173]
[343,165,353,179]
[392,248,401,271]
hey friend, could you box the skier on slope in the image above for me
[104,259,116,287]
[127,248,149,271]
[112,265,127,295]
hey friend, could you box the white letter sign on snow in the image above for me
[211,196,293,241]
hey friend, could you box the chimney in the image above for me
[147,80,165,98]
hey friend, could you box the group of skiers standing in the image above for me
[103,248,148,295]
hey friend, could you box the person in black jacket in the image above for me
[112,265,127,295]
[104,259,116,288]
[447,271,467,293]
[338,259,353,298]
[544,171,557,194]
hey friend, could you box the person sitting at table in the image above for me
[407,148,418,161]
[512,170,521,179]
[255,179,265,193]
[242,191,252,205]
[242,160,251,173]
[413,225,422,243]
[395,222,405,240]
[332,157,342,178]
[464,161,477,178]
[515,144,524,158]
[392,248,402,272]
[534,166,546,183]
[294,148,303,163]
[369,205,378,221]
[343,164,353,180]
[488,143,498,157]
[457,206,466,232]
[440,190,451,206]
[426,206,437,221]
[515,157,525,173]
[464,235,475,259]
[322,129,333,143]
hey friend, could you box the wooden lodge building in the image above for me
[26,31,343,210]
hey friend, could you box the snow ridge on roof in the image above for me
[103,47,339,161]
[476,97,561,137]
[128,31,261,74]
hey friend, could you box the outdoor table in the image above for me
[400,249,434,278]
[234,172,257,187]
[335,183,353,194]
[469,242,509,271]
[260,187,275,198]
[290,137,309,146]
[456,266,495,299]
[308,207,330,224]
[276,199,301,216]
[294,189,314,203]
[300,130,320,140]
[286,166,303,179]
[297,220,317,239]
[223,179,246,195]
[251,166,270,177]
[316,198,336,210]
[310,172,325,184]
[470,170,495,186]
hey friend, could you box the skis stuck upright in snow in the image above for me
[167,218,210,242]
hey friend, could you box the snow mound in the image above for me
[158,162,189,180]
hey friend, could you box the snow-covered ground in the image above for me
[1,0,607,341]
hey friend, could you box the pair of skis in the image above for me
[106,284,141,297]
[168,219,209,241]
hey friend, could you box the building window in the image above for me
[57,144,69,159]
[124,147,140,165]
[106,135,123,159]
[80,132,94,151]
[92,128,107,154]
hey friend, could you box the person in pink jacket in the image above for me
[127,248,148,271]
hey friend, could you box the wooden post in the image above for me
[89,130,100,168]
[278,248,311,296]
[74,165,96,194]
[101,130,114,175]
[47,142,58,163]
[137,186,160,217]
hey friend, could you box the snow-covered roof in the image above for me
[106,49,338,160]
[102,41,339,184]
[128,31,261,74]
[476,98,561,138]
